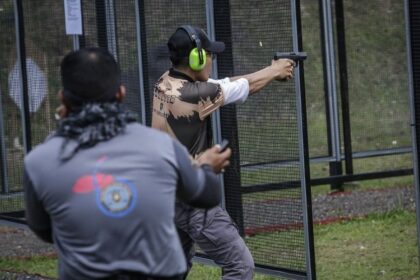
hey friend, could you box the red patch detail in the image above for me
[72,173,114,193]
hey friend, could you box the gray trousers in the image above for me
[175,203,254,280]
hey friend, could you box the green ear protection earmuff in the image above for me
[179,25,207,71]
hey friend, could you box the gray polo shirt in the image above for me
[24,123,221,279]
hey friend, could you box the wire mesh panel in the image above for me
[80,1,99,48]
[0,0,22,211]
[217,0,312,276]
[114,1,143,117]
[0,0,72,215]
[80,1,144,119]
[21,0,71,148]
[81,0,207,123]
[344,1,411,165]
[300,0,329,159]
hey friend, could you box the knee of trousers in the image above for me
[238,245,255,272]
[222,248,255,280]
[223,238,255,273]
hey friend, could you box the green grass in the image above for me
[1,210,417,279]
[0,256,57,278]
[315,210,419,280]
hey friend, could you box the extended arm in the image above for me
[24,168,53,243]
[230,58,295,95]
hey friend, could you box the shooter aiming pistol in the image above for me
[274,52,307,66]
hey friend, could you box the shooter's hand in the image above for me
[197,145,231,174]
[271,58,294,81]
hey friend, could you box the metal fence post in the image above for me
[213,0,244,235]
[136,0,151,126]
[292,0,316,278]
[95,0,118,58]
[13,0,31,153]
[72,35,80,51]
[206,0,226,209]
[78,0,86,48]
[404,0,420,263]
[104,0,118,58]
[335,0,354,175]
[134,0,147,124]
[319,0,342,190]
[0,82,9,193]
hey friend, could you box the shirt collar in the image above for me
[169,68,195,82]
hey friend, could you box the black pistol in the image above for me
[274,52,307,66]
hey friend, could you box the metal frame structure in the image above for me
[292,0,316,277]
[208,0,316,278]
[334,0,353,176]
[290,0,414,191]
[0,0,413,200]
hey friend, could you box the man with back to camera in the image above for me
[151,25,295,280]
[23,47,232,280]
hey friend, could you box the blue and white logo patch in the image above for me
[96,178,138,218]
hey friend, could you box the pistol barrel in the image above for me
[274,51,307,61]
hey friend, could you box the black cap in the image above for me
[167,26,225,59]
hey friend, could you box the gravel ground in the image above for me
[0,226,55,258]
[0,185,416,279]
[312,185,416,221]
[0,272,53,280]
[243,185,415,234]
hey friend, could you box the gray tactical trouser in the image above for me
[175,203,255,280]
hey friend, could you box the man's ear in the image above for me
[115,85,126,103]
[57,90,69,119]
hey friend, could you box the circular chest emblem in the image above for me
[96,178,137,218]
